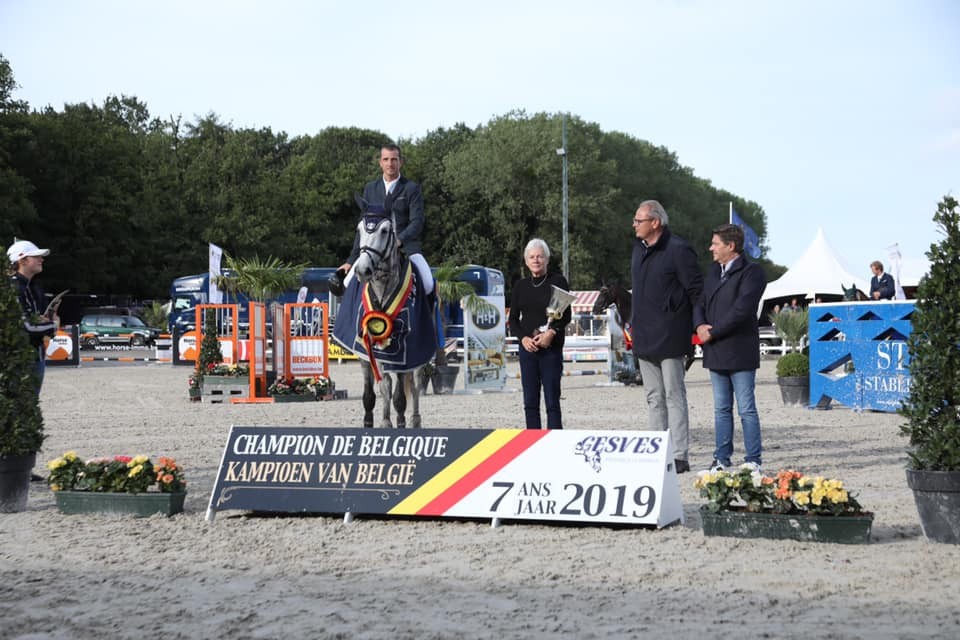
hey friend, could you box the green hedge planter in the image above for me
[202,376,248,403]
[700,506,873,544]
[54,491,186,517]
[271,394,317,403]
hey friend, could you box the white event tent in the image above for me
[761,227,869,311]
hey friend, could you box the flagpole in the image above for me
[728,201,733,224]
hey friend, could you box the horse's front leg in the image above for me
[392,373,408,429]
[361,361,375,428]
[379,374,394,429]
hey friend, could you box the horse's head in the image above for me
[841,283,858,301]
[593,284,615,315]
[353,197,398,285]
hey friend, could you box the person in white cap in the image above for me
[7,239,58,392]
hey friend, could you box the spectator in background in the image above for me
[869,260,895,300]
[7,239,58,392]
[630,200,703,474]
[694,224,767,473]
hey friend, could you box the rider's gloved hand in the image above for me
[329,268,348,297]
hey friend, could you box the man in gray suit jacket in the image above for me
[337,144,434,294]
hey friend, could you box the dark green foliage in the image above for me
[213,254,306,303]
[1,55,776,300]
[770,308,809,350]
[776,352,809,378]
[197,308,223,375]
[899,196,960,471]
[0,275,44,456]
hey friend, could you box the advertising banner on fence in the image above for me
[207,427,683,528]
[463,295,507,391]
[809,301,914,412]
[45,325,79,366]
[606,307,637,384]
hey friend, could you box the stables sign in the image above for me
[206,427,683,528]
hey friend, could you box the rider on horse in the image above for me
[331,143,434,298]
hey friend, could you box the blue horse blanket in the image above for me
[332,262,435,373]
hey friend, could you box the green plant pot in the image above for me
[54,490,186,517]
[777,376,810,407]
[699,505,873,544]
[202,375,248,403]
[431,365,459,395]
[906,469,960,544]
[0,453,36,513]
[271,394,316,403]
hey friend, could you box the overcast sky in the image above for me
[2,0,957,281]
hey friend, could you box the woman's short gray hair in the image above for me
[639,200,669,226]
[524,238,550,260]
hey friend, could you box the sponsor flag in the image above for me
[209,243,224,304]
[886,243,907,300]
[729,204,762,259]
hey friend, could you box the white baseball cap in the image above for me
[7,239,50,264]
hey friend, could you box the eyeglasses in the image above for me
[632,217,655,225]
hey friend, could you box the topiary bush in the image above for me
[899,196,960,471]
[776,352,809,378]
[0,276,44,456]
[197,308,223,376]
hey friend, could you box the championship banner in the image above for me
[463,295,507,391]
[206,427,683,528]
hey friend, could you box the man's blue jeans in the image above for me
[709,369,762,466]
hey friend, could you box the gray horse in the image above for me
[346,201,429,428]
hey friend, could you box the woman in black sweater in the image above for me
[508,238,571,429]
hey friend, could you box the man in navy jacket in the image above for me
[630,200,703,473]
[869,260,895,300]
[336,143,433,295]
[694,223,767,473]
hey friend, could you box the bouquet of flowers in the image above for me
[47,451,187,494]
[268,375,331,397]
[188,371,201,390]
[694,465,865,516]
[205,362,249,377]
[154,456,187,493]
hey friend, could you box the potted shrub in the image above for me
[695,465,872,544]
[189,307,223,399]
[899,195,960,544]
[0,276,45,512]
[47,451,186,517]
[775,352,810,406]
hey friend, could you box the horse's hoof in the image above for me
[363,422,373,428]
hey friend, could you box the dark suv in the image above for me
[79,314,161,348]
